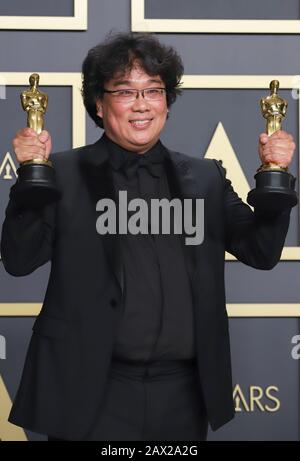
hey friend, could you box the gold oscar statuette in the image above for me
[247,80,297,211]
[12,73,61,206]
[21,73,49,140]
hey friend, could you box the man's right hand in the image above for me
[12,128,52,164]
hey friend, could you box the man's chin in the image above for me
[127,136,155,150]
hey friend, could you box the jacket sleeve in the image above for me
[0,192,56,276]
[214,160,292,270]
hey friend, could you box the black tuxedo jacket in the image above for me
[1,135,290,439]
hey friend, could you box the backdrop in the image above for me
[0,0,299,441]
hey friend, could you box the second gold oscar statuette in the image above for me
[247,80,297,212]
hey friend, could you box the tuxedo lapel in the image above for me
[79,135,124,296]
[163,147,200,284]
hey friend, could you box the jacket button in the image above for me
[110,298,118,308]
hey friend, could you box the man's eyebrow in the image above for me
[112,78,163,87]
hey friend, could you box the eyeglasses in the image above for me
[103,87,166,102]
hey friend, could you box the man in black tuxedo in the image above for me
[1,32,295,441]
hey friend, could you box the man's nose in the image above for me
[131,91,149,111]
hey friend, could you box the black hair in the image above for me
[81,32,184,128]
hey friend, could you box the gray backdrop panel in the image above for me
[0,0,74,17]
[145,0,300,20]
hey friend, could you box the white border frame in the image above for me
[0,303,299,318]
[0,0,87,30]
[1,75,299,317]
[0,72,86,317]
[131,0,300,34]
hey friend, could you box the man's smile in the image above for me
[129,118,153,129]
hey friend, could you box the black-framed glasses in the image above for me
[103,87,167,102]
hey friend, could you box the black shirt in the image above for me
[104,134,196,363]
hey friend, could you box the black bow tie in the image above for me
[121,152,164,180]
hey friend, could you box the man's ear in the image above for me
[96,99,103,118]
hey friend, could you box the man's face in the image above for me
[96,65,168,154]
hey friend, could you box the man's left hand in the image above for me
[259,130,296,168]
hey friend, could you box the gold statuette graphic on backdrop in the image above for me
[247,80,297,211]
[12,73,61,206]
